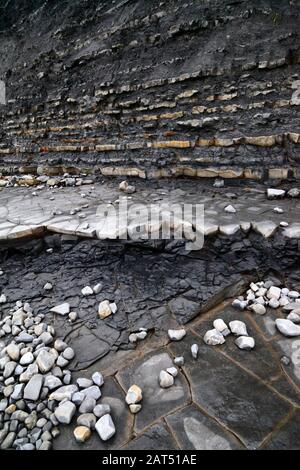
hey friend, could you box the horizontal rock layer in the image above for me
[1,0,300,179]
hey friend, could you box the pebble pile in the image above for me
[204,318,255,350]
[0,300,115,450]
[232,280,300,337]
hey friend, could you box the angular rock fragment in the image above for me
[95,414,116,441]
[168,329,186,341]
[54,401,76,425]
[159,370,174,388]
[235,336,255,350]
[204,329,226,346]
[50,303,70,316]
[275,319,300,337]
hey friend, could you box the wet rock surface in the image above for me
[0,185,300,449]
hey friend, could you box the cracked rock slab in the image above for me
[116,350,190,434]
[168,331,291,449]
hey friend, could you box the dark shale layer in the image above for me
[0,0,300,180]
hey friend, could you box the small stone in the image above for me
[34,323,47,336]
[44,283,53,291]
[79,397,96,414]
[267,188,286,199]
[4,361,17,379]
[129,404,142,414]
[49,385,78,401]
[213,319,231,336]
[129,333,138,343]
[77,413,96,429]
[250,304,266,315]
[54,339,67,352]
[166,367,178,377]
[136,331,147,340]
[56,356,69,368]
[5,404,17,414]
[62,347,75,361]
[98,300,112,319]
[168,329,186,341]
[20,352,34,366]
[82,385,101,400]
[281,356,290,366]
[275,319,300,337]
[68,312,77,322]
[159,370,174,388]
[93,283,102,294]
[235,336,255,350]
[174,356,185,366]
[273,207,283,214]
[0,294,7,304]
[119,180,136,194]
[92,372,104,387]
[250,282,259,292]
[204,329,226,346]
[224,204,236,213]
[74,426,91,443]
[16,332,33,343]
[191,344,199,359]
[125,385,142,405]
[289,291,300,299]
[23,375,44,401]
[39,332,53,345]
[11,384,24,401]
[6,343,20,361]
[72,391,85,406]
[54,401,76,424]
[279,296,290,307]
[77,378,93,389]
[81,286,93,296]
[287,312,300,323]
[19,363,39,382]
[213,179,224,188]
[268,298,280,309]
[287,188,300,198]
[229,321,248,336]
[232,299,247,311]
[36,350,56,373]
[39,441,52,450]
[93,404,111,418]
[44,375,62,390]
[63,372,71,385]
[1,432,16,450]
[50,303,70,316]
[95,414,116,441]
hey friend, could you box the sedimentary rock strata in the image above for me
[0,1,300,180]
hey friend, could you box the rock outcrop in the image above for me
[0,0,300,180]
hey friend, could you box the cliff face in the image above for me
[0,0,300,180]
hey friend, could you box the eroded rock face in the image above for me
[0,1,299,180]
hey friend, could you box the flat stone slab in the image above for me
[165,404,242,450]
[116,350,191,433]
[168,331,291,449]
[263,410,300,450]
[122,422,179,450]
